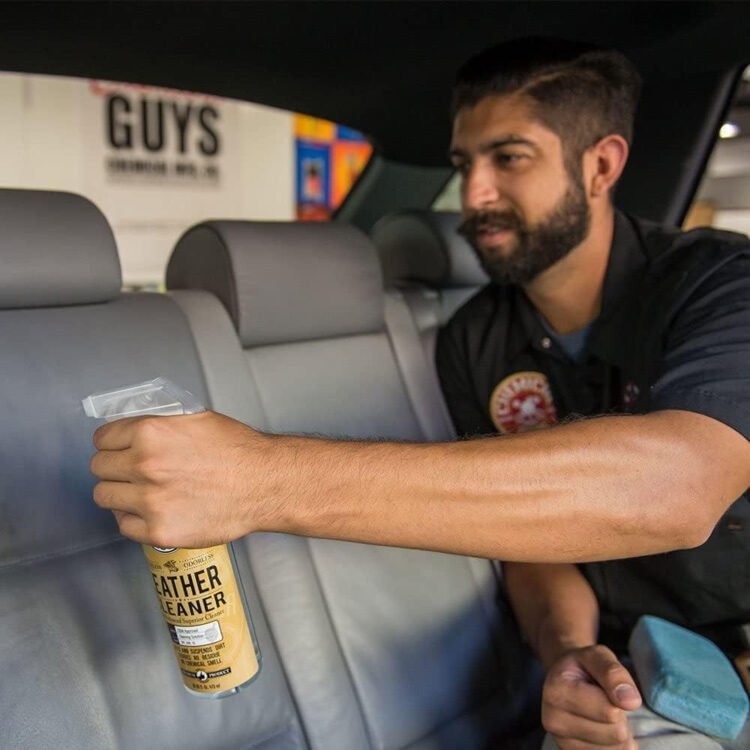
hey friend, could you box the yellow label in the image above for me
[143,544,259,695]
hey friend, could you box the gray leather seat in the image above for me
[371,210,488,359]
[0,190,307,750]
[167,221,540,750]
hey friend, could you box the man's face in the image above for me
[450,93,591,286]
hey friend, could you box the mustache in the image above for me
[457,210,523,240]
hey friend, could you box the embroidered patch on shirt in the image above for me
[489,371,558,434]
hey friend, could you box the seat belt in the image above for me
[385,291,505,583]
[384,290,455,442]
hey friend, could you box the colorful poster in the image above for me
[331,140,372,208]
[296,140,331,220]
[295,114,336,142]
[294,114,372,221]
[336,124,366,141]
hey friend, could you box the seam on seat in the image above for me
[203,224,242,331]
[169,289,269,427]
[307,539,376,750]
[242,352,280,431]
[0,534,126,570]
[239,538,313,750]
[384,291,454,441]
[242,719,303,750]
[399,688,527,750]
[243,327,387,349]
[465,556,506,667]
[242,331,396,437]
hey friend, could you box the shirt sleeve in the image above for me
[649,252,750,441]
[435,321,493,437]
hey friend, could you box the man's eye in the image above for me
[454,162,470,176]
[494,153,522,166]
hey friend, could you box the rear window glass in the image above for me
[684,65,750,232]
[432,172,461,212]
[0,72,372,289]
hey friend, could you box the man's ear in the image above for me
[585,135,630,198]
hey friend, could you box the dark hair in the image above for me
[452,37,642,170]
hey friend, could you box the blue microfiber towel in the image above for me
[629,615,749,739]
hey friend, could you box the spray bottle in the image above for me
[83,377,262,698]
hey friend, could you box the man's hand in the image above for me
[542,645,642,749]
[90,411,276,548]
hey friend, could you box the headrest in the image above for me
[167,221,385,347]
[0,189,121,309]
[372,210,488,289]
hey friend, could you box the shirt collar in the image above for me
[596,210,649,324]
[501,285,548,362]
[587,211,649,365]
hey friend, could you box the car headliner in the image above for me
[2,1,750,166]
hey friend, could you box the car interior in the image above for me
[2,3,750,749]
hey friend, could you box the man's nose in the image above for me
[462,163,500,211]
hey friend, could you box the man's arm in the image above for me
[505,562,641,748]
[90,407,750,561]
[504,562,598,669]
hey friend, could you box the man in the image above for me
[436,39,750,749]
[90,39,750,749]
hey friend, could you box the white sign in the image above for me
[89,80,225,186]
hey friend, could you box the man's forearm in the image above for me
[504,562,598,668]
[92,408,750,559]
[260,410,746,562]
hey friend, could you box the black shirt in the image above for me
[436,211,750,654]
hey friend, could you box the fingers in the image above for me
[555,738,636,750]
[104,494,182,548]
[89,410,262,549]
[112,510,151,544]
[576,647,642,710]
[545,675,625,723]
[92,416,145,450]
[90,449,138,483]
[544,698,631,745]
[91,415,193,483]
[93,481,144,515]
[544,646,640,749]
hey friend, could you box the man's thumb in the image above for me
[613,681,642,710]
[581,646,642,710]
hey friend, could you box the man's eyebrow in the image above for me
[449,136,536,160]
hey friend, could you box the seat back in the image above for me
[371,210,488,358]
[0,190,307,750]
[167,220,539,750]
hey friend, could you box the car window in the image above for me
[683,65,750,232]
[432,172,461,212]
[0,72,371,290]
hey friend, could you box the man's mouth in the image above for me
[474,223,516,249]
[459,212,521,251]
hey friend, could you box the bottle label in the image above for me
[143,544,259,695]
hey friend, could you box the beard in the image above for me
[458,176,591,286]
